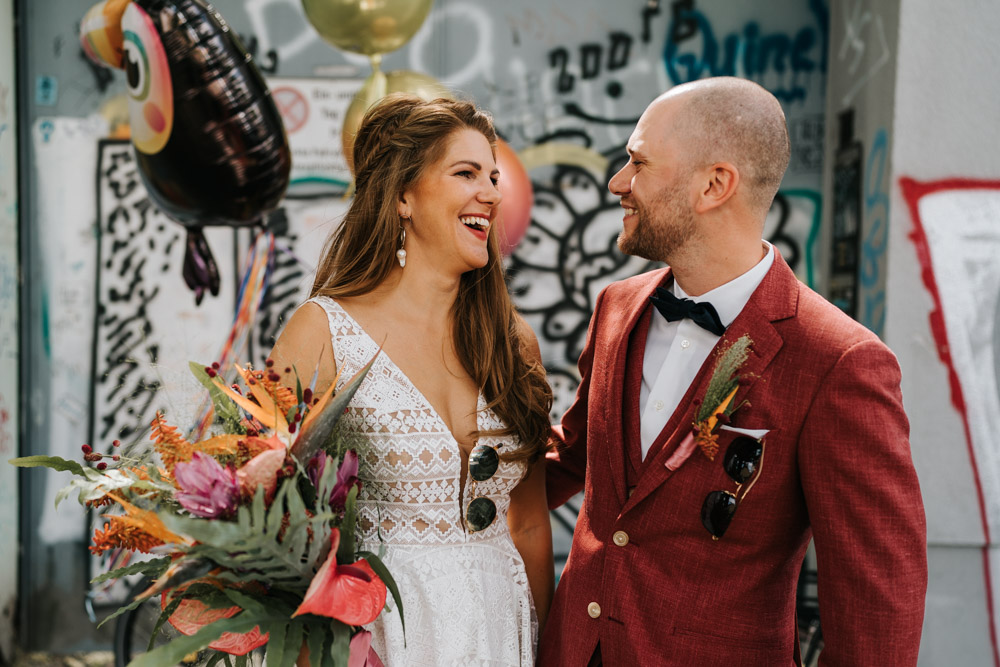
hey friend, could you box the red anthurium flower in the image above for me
[293,528,387,626]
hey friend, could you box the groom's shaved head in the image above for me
[651,77,791,215]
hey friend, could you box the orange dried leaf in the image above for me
[151,412,193,473]
[194,434,244,457]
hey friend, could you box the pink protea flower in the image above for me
[174,452,239,519]
[236,448,286,504]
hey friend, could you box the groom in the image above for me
[539,78,927,666]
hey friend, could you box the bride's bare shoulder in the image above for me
[269,300,337,392]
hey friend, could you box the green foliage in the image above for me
[160,470,338,590]
[90,556,171,585]
[696,334,753,423]
[359,550,405,637]
[190,361,246,434]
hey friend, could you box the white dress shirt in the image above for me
[638,242,775,459]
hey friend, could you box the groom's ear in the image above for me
[693,162,739,214]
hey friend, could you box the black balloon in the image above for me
[83,0,291,303]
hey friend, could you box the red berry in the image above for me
[248,377,256,385]
[81,444,93,454]
[303,388,313,404]
[112,439,121,447]
[266,358,274,368]
[294,412,302,422]
[288,423,297,434]
[268,372,280,382]
[96,462,107,470]
[112,455,120,462]
[212,361,220,370]
[284,367,291,373]
[206,367,217,378]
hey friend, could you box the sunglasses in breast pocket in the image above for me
[700,434,765,540]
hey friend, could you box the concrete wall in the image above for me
[881,0,1000,664]
[0,0,18,661]
[14,0,829,650]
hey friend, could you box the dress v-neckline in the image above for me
[329,298,484,453]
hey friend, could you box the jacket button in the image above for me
[587,602,601,618]
[612,530,629,547]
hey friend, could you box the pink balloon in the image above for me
[494,139,533,256]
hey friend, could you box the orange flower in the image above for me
[90,516,164,555]
[151,412,193,473]
[292,528,387,626]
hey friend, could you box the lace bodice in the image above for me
[308,297,537,666]
[309,296,528,548]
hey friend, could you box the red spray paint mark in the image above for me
[900,176,1000,667]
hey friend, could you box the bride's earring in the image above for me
[396,222,407,268]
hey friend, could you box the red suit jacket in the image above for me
[540,254,927,666]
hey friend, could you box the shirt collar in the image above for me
[673,241,775,328]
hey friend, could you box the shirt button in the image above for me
[654,400,664,412]
[587,602,602,618]
[681,339,691,349]
[612,530,629,547]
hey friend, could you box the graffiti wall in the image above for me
[15,0,828,648]
[0,0,17,659]
[879,0,1000,664]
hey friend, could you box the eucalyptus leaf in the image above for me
[91,556,171,585]
[97,594,148,629]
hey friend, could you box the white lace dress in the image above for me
[309,297,538,666]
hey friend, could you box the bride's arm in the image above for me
[269,301,338,394]
[509,459,554,632]
[507,316,555,633]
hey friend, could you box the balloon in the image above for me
[80,0,291,303]
[494,140,533,257]
[301,0,434,57]
[341,69,453,174]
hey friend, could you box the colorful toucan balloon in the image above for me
[81,0,291,303]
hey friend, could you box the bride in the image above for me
[270,93,554,665]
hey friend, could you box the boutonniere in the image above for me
[691,334,754,460]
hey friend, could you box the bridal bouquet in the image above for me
[11,356,401,667]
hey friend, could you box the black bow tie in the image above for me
[650,287,726,336]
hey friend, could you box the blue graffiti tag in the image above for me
[663,0,828,104]
[860,128,889,336]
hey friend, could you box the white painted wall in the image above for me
[883,0,1000,663]
[0,0,18,661]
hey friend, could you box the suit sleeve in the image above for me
[799,339,927,666]
[545,288,606,509]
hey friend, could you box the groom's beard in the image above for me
[617,180,697,263]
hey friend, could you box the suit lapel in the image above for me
[621,254,799,514]
[600,268,671,508]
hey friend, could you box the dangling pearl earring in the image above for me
[396,224,407,268]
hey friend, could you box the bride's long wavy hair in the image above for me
[310,94,551,462]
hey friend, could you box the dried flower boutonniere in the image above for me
[691,334,754,460]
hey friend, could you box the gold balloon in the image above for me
[301,0,434,57]
[342,69,453,174]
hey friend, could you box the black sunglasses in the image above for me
[701,435,765,540]
[466,443,502,532]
